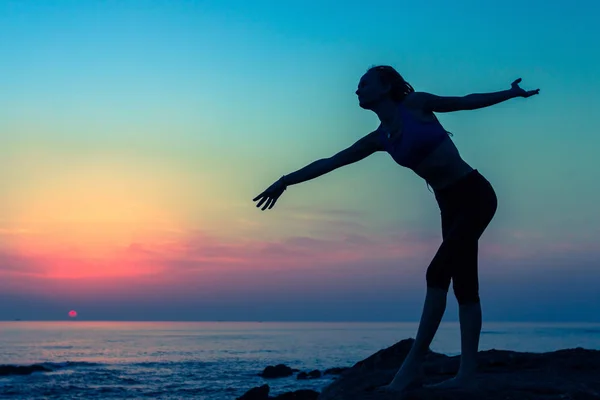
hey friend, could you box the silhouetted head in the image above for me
[355,65,414,109]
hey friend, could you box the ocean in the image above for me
[1,321,600,399]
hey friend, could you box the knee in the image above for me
[453,286,480,305]
[426,267,451,291]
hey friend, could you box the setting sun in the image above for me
[68,310,77,318]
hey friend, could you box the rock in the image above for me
[297,370,322,380]
[308,370,321,379]
[273,389,320,400]
[239,339,600,399]
[317,338,600,400]
[297,372,309,380]
[0,364,52,376]
[237,384,270,400]
[323,367,349,376]
[259,364,297,378]
[237,385,319,400]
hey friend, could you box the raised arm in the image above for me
[252,130,381,210]
[407,78,540,113]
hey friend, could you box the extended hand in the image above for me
[253,177,287,211]
[510,78,540,98]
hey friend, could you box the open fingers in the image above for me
[253,191,266,202]
[262,197,275,211]
[268,198,278,210]
[255,196,269,209]
[255,194,277,210]
[512,78,522,86]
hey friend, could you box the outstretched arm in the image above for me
[409,78,540,113]
[282,130,380,186]
[252,131,380,210]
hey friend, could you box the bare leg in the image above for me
[427,301,482,389]
[458,301,482,376]
[378,287,447,393]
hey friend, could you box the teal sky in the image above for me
[1,1,599,322]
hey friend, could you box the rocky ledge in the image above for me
[238,338,600,400]
[0,364,53,376]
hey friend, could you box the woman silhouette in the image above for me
[253,65,539,392]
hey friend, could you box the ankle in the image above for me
[401,353,424,370]
[410,343,428,357]
[457,365,477,377]
[394,361,423,381]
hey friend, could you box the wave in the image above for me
[0,361,102,376]
[580,329,600,334]
[41,361,103,368]
[129,360,215,368]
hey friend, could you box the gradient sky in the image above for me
[1,0,599,322]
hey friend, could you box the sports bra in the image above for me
[379,103,451,170]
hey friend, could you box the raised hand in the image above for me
[253,177,287,211]
[510,78,540,98]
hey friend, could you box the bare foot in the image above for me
[425,373,477,390]
[377,370,421,393]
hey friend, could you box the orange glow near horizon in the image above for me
[1,159,192,279]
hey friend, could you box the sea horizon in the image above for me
[3,319,600,324]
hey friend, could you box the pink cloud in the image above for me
[1,217,599,301]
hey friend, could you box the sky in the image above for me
[1,0,599,322]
